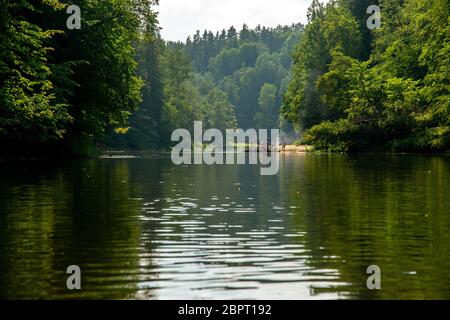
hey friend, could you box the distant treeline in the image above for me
[282,0,450,152]
[91,22,307,150]
[180,24,303,130]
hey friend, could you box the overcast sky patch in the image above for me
[158,0,319,42]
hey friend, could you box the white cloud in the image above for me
[157,0,317,42]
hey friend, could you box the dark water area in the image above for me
[1,154,449,299]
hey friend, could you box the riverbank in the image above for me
[100,145,313,158]
[275,145,313,153]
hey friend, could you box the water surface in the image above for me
[1,154,449,299]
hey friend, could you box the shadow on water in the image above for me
[286,154,450,299]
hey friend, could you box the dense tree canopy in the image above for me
[112,22,305,149]
[0,0,70,143]
[180,23,303,130]
[0,0,159,154]
[1,0,448,154]
[282,0,450,152]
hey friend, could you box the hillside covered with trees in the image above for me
[107,23,304,150]
[282,0,450,152]
[181,24,303,130]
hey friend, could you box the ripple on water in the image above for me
[136,195,343,299]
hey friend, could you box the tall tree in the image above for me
[0,0,71,144]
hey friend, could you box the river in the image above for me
[0,154,449,299]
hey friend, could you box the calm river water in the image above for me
[1,154,449,299]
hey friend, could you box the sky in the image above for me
[157,0,318,42]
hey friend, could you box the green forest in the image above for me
[283,0,450,152]
[108,22,303,150]
[0,0,449,156]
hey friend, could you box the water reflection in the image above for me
[0,154,449,299]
